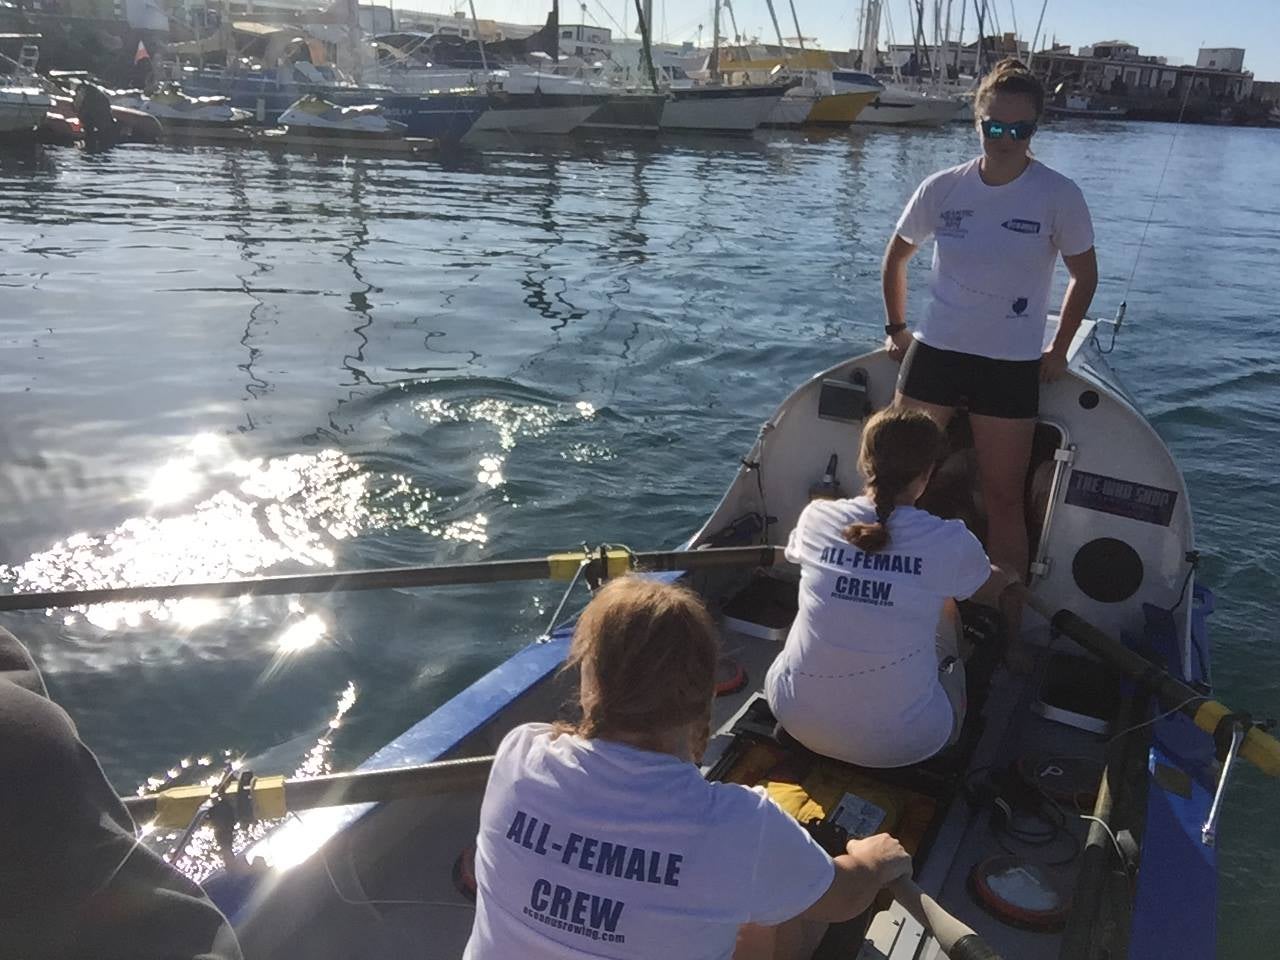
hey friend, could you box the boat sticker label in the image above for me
[1064,470,1178,526]
[831,792,888,839]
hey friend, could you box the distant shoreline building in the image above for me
[1029,39,1253,102]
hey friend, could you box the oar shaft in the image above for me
[0,545,781,613]
[888,878,1001,960]
[0,559,555,611]
[1025,595,1280,778]
[126,755,497,828]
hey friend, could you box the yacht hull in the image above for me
[853,93,964,126]
[579,93,665,136]
[660,86,782,134]
[465,96,602,137]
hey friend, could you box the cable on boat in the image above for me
[1106,693,1208,746]
[1077,814,1128,878]
[1116,73,1197,313]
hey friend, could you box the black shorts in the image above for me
[897,340,1040,419]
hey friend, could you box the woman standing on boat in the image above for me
[464,576,911,960]
[766,408,1020,768]
[882,58,1098,602]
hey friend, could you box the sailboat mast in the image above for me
[710,0,721,80]
[1027,0,1048,71]
[347,0,362,80]
[764,0,789,62]
[860,0,880,73]
[787,0,806,52]
[467,0,489,73]
[636,0,659,91]
[941,0,952,83]
[933,0,944,88]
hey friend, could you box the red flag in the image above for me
[134,40,149,64]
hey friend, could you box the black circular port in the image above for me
[1072,538,1144,603]
[1078,390,1100,410]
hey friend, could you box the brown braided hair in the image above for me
[975,58,1045,121]
[843,407,948,552]
[560,576,719,753]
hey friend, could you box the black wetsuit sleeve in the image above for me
[0,627,243,960]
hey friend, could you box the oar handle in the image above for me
[1024,593,1280,778]
[888,878,1002,960]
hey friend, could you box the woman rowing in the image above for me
[766,408,1022,768]
[882,58,1098,634]
[464,576,911,959]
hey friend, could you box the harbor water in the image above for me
[1,122,1277,954]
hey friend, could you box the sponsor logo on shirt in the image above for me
[1008,297,1030,318]
[1001,218,1042,234]
[936,208,974,238]
[502,808,689,945]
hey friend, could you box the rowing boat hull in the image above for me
[204,320,1218,960]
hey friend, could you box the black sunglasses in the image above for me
[980,118,1037,141]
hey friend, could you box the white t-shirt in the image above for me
[895,158,1094,361]
[464,723,835,960]
[765,497,990,768]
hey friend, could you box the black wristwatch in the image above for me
[885,323,907,336]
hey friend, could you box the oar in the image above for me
[1024,593,1280,778]
[136,761,994,960]
[0,544,782,613]
[126,755,497,829]
[888,878,1002,960]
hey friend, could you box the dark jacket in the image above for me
[0,627,243,960]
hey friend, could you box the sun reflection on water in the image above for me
[0,442,439,631]
[275,613,327,654]
[415,395,598,454]
[137,681,359,883]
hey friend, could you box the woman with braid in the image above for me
[765,409,1019,768]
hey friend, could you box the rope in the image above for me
[1121,78,1195,302]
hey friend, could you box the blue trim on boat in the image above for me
[1189,585,1214,687]
[207,626,571,919]
[365,626,571,768]
[1128,734,1217,960]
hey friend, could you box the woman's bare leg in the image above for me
[894,392,955,429]
[969,413,1036,668]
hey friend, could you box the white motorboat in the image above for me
[0,86,52,136]
[660,84,783,135]
[104,315,1252,960]
[258,95,434,154]
[276,95,408,139]
[116,86,254,132]
[1047,95,1128,119]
